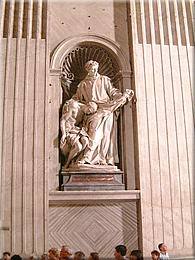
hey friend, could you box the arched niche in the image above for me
[50,34,135,190]
[50,34,131,72]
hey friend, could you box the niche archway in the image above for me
[50,34,135,190]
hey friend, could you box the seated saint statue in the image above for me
[60,60,134,168]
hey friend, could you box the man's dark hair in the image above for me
[3,252,11,256]
[158,243,164,251]
[151,250,160,257]
[130,250,143,260]
[74,251,85,260]
[115,245,127,256]
[11,255,22,260]
[89,252,99,260]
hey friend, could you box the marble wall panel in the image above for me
[49,202,138,258]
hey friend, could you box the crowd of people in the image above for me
[2,243,169,260]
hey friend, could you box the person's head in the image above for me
[114,245,127,259]
[151,250,160,260]
[88,252,99,260]
[3,252,11,260]
[158,243,167,253]
[85,60,99,76]
[129,250,143,260]
[48,248,59,260]
[28,256,35,260]
[73,251,85,260]
[84,102,98,114]
[41,254,48,260]
[10,255,22,260]
[63,99,80,119]
[60,246,72,259]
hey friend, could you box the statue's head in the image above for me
[62,99,80,118]
[84,60,99,72]
[83,101,98,114]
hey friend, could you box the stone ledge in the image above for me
[49,190,140,205]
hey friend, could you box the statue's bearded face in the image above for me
[88,64,98,75]
[85,60,99,74]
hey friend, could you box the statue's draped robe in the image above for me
[73,74,122,164]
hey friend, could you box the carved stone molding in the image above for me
[50,68,61,76]
[49,190,140,205]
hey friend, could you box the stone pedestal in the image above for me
[61,165,125,191]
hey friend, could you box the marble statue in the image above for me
[60,99,89,168]
[60,60,134,169]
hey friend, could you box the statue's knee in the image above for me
[75,142,83,152]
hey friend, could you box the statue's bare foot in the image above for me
[98,159,107,165]
[107,159,114,166]
[78,158,91,165]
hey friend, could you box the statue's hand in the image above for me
[124,89,134,101]
[113,92,123,99]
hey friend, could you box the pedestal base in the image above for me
[61,166,125,191]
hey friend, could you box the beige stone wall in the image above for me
[0,38,48,254]
[49,1,130,59]
[0,0,194,258]
[129,0,194,257]
[0,0,137,256]
[0,0,49,256]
